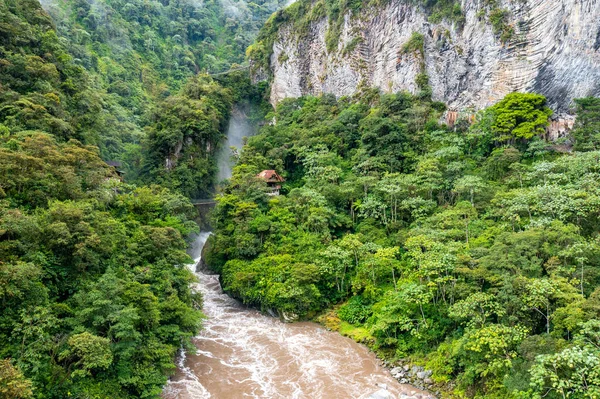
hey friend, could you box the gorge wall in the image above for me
[256,0,600,127]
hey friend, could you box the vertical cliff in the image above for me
[253,0,600,122]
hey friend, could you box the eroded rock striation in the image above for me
[256,0,600,122]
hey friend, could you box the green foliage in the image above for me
[21,0,284,179]
[529,320,600,398]
[0,1,282,397]
[480,0,514,42]
[342,36,363,56]
[0,133,112,208]
[449,292,505,328]
[572,97,600,151]
[0,0,88,141]
[462,324,529,385]
[0,359,33,399]
[402,32,425,56]
[4,1,600,398]
[61,333,113,378]
[338,296,373,324]
[207,91,600,398]
[0,131,202,398]
[488,8,512,41]
[472,93,553,147]
[142,75,234,198]
[426,0,465,25]
[492,93,552,140]
[1,0,277,194]
[0,4,207,393]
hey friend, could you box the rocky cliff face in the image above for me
[261,0,600,123]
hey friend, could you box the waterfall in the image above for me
[216,104,257,182]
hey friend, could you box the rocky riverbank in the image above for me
[368,384,435,399]
[384,362,440,397]
[367,372,436,399]
[316,309,442,399]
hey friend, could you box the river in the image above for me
[162,233,432,399]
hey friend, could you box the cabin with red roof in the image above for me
[257,170,285,196]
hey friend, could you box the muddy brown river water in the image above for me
[162,233,429,399]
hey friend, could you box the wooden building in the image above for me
[106,161,125,181]
[257,170,285,196]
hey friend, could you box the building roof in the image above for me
[257,170,285,182]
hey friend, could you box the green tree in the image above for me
[489,93,553,142]
[59,332,113,378]
[454,175,486,206]
[0,360,33,399]
[572,97,600,151]
[519,278,558,334]
[449,292,505,328]
[529,320,600,398]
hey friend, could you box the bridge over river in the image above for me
[192,199,217,206]
[191,199,217,230]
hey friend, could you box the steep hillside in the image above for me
[250,0,600,126]
[0,1,205,397]
[35,0,286,180]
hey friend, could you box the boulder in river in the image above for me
[279,310,299,322]
[369,388,394,399]
[416,370,432,380]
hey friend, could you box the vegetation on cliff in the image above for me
[249,0,472,73]
[206,90,600,398]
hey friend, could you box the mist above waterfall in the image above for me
[218,0,292,20]
[216,105,257,182]
[37,0,55,8]
[219,0,250,19]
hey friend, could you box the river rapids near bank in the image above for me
[162,233,431,399]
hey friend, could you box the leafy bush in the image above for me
[338,296,373,324]
[402,32,425,56]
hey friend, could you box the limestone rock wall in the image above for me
[265,0,600,118]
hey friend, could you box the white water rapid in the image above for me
[163,233,433,399]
